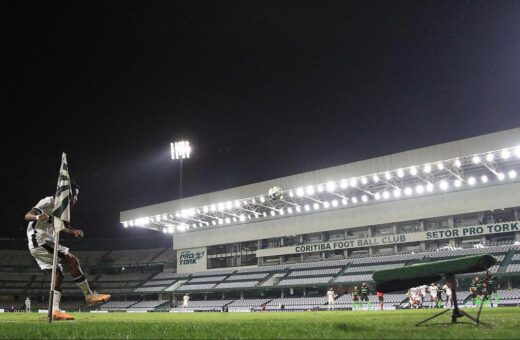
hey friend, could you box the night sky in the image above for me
[2,1,520,240]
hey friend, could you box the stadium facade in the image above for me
[120,127,520,273]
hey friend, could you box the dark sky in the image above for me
[2,1,520,240]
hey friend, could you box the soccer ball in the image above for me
[268,186,283,201]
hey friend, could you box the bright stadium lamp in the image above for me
[170,140,191,198]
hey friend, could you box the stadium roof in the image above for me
[121,127,520,246]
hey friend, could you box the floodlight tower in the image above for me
[170,140,191,198]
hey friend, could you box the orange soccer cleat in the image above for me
[86,292,111,306]
[52,310,75,321]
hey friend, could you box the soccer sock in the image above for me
[73,274,92,296]
[53,290,62,312]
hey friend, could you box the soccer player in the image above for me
[351,286,360,310]
[484,271,499,307]
[25,182,110,321]
[326,287,337,311]
[376,291,384,310]
[182,293,190,310]
[360,282,371,309]
[442,283,453,309]
[418,285,428,308]
[429,283,439,308]
[25,297,31,312]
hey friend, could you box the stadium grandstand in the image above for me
[2,128,520,313]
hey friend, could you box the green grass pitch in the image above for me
[1,308,520,339]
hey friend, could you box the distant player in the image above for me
[429,283,439,308]
[326,287,337,311]
[376,291,384,310]
[418,285,428,307]
[442,283,453,309]
[360,282,371,309]
[25,297,31,312]
[25,182,110,321]
[183,293,190,309]
[485,271,499,307]
[352,286,360,310]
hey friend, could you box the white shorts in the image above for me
[29,242,70,271]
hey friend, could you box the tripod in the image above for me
[416,274,489,326]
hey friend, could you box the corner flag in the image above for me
[52,153,71,232]
[48,152,72,323]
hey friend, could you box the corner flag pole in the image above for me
[47,153,71,323]
[47,228,60,323]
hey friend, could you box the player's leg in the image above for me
[29,246,74,320]
[65,252,111,305]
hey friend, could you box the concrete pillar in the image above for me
[281,289,284,298]
[514,209,518,221]
[257,240,263,250]
[240,291,244,300]
[343,249,348,257]
[368,247,373,255]
[322,252,326,259]
[303,287,307,297]
[419,241,426,251]
[367,227,372,237]
[280,237,284,247]
[447,216,454,228]
[393,224,398,234]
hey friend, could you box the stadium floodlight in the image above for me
[260,196,265,203]
[295,206,301,212]
[361,176,368,185]
[454,159,462,167]
[317,184,324,193]
[410,167,418,176]
[497,172,505,181]
[472,156,481,164]
[226,201,233,209]
[218,219,224,225]
[323,201,330,208]
[374,192,381,200]
[404,187,412,196]
[168,226,175,233]
[397,169,404,178]
[306,185,315,195]
[485,153,494,162]
[178,224,187,232]
[296,187,304,197]
[234,200,240,208]
[382,191,390,199]
[135,217,150,226]
[210,204,217,212]
[218,202,225,211]
[509,170,517,179]
[287,207,293,214]
[279,209,285,215]
[481,175,488,183]
[415,184,424,194]
[341,198,348,205]
[351,196,358,204]
[162,228,167,234]
[170,140,191,198]
[313,203,320,210]
[361,195,368,202]
[239,214,246,221]
[437,162,444,170]
[331,200,338,207]
[384,172,392,180]
[423,164,431,173]
[304,204,310,211]
[203,206,209,213]
[326,181,336,192]
[454,179,462,187]
[439,180,449,191]
[270,211,276,216]
[468,177,476,185]
[350,178,357,187]
[123,222,128,228]
[501,149,511,159]
[212,220,217,225]
[393,189,401,198]
[515,146,520,158]
[340,179,349,189]
[426,183,434,192]
[372,174,380,183]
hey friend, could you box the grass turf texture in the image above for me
[1,308,520,339]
